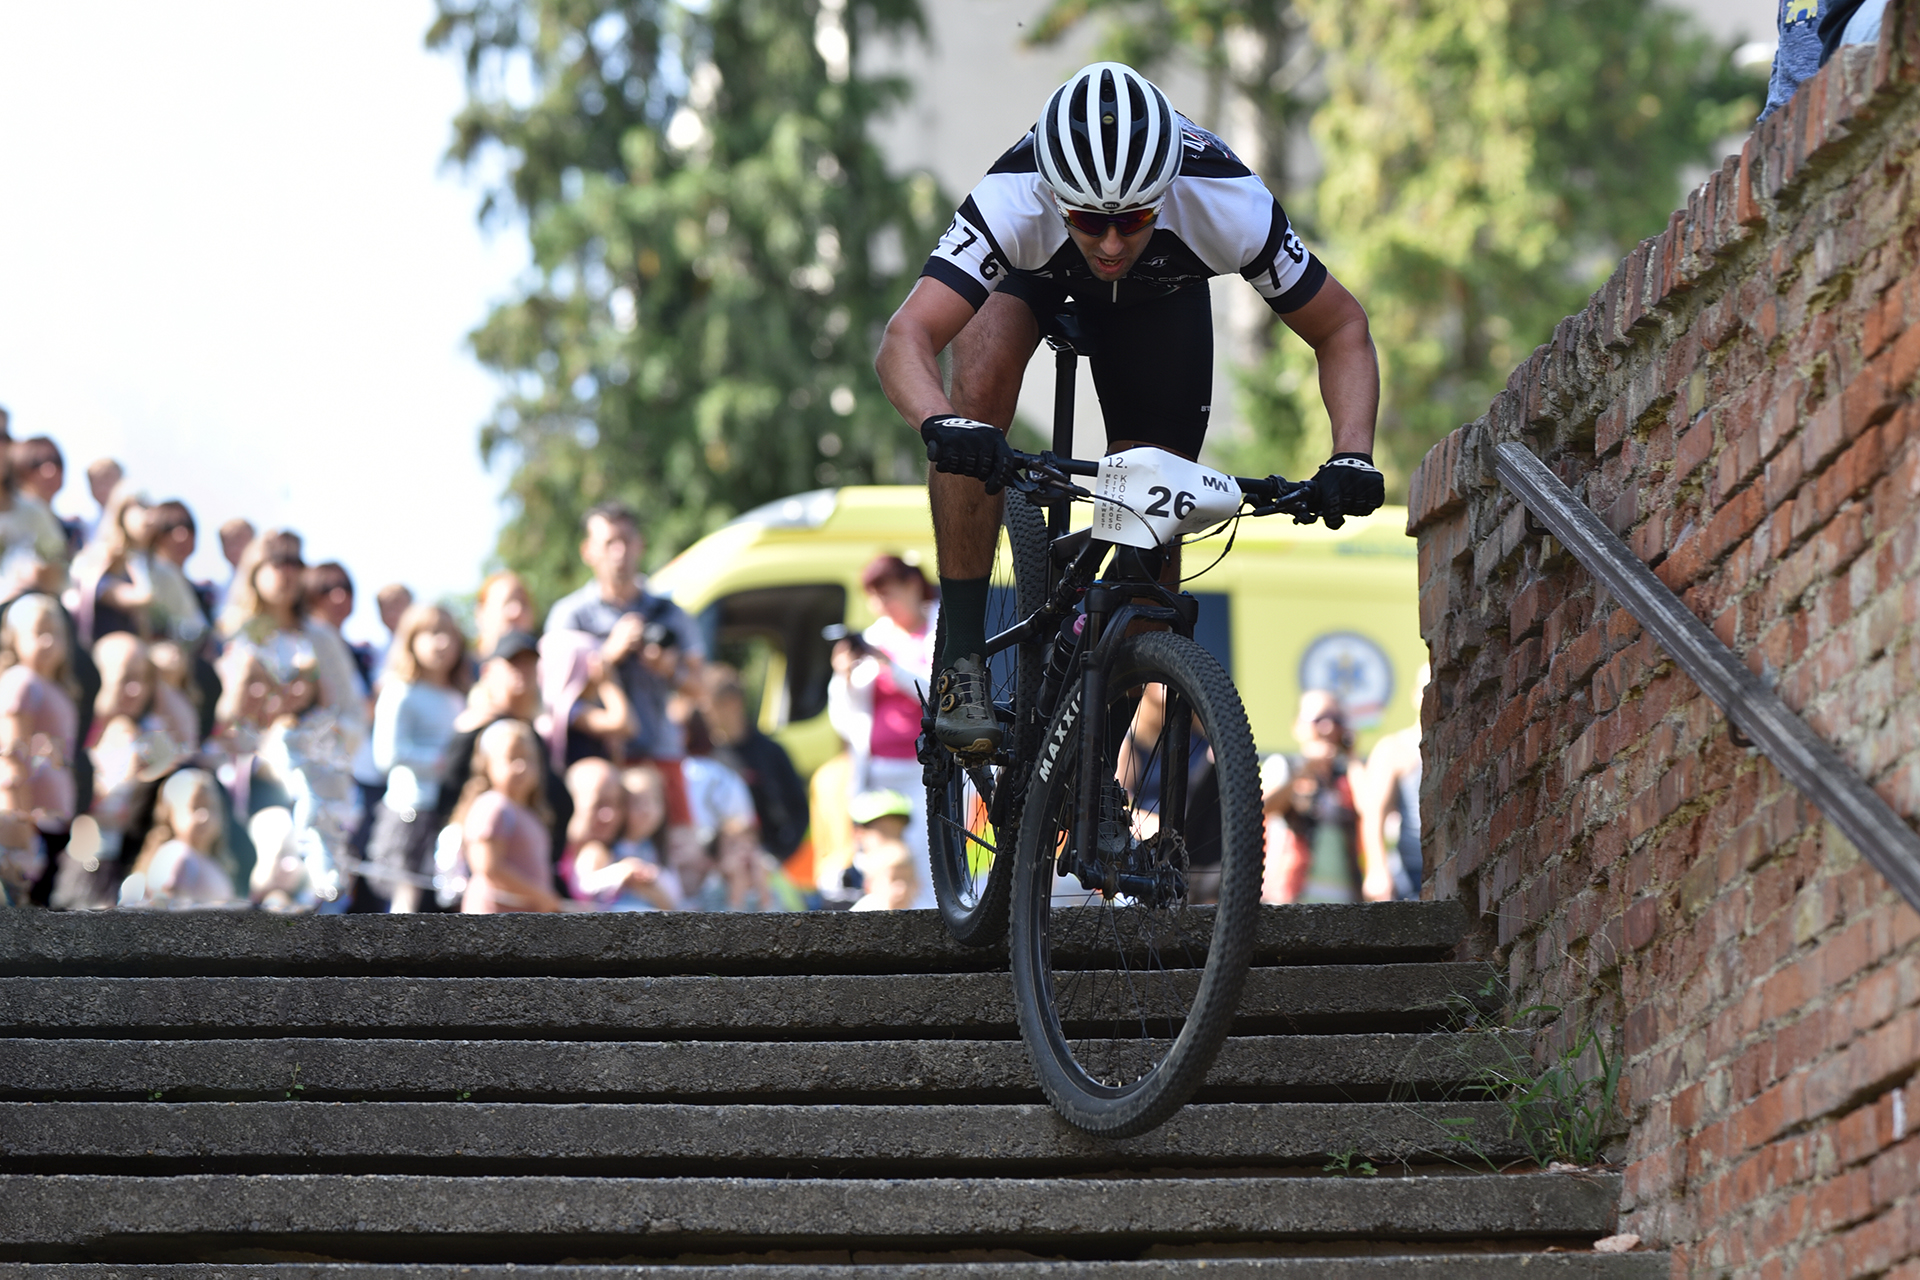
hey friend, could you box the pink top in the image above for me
[0,665,76,827]
[864,613,935,762]
[460,790,553,913]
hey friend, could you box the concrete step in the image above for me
[0,964,1500,1040]
[0,1172,1623,1258]
[0,902,1469,978]
[0,1257,1677,1278]
[0,1100,1529,1172]
[0,1032,1522,1102]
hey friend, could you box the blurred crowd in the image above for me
[0,412,929,915]
[0,408,1423,915]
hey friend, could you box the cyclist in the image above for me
[875,61,1386,759]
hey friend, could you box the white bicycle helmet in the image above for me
[1033,62,1182,212]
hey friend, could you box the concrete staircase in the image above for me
[0,904,1663,1277]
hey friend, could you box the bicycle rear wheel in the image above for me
[924,489,1049,946]
[1009,630,1263,1136]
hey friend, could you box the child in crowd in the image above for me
[118,769,238,909]
[564,758,677,911]
[368,604,470,913]
[474,571,535,664]
[143,641,202,751]
[538,630,635,768]
[0,595,78,906]
[452,718,560,913]
[847,789,916,911]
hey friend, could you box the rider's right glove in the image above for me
[921,415,1015,495]
[1312,453,1386,528]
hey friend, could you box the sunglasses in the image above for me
[1059,205,1160,238]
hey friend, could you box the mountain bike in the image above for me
[921,321,1336,1138]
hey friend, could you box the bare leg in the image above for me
[929,292,1042,578]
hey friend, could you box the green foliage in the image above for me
[1322,1146,1379,1176]
[1029,0,1757,487]
[432,0,945,606]
[1438,996,1625,1170]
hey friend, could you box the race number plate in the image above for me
[1093,447,1242,548]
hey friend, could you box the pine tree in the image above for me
[431,0,943,604]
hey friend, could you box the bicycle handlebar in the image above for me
[1001,448,1333,526]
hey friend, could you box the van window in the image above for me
[698,584,848,728]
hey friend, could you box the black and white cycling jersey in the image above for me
[919,117,1327,314]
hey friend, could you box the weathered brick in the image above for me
[1410,41,1920,1274]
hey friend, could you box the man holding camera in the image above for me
[546,501,707,764]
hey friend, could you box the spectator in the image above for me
[701,665,809,865]
[366,604,469,913]
[564,757,677,911]
[0,448,71,602]
[373,583,413,676]
[71,485,151,644]
[431,630,573,895]
[678,724,770,911]
[537,629,636,768]
[847,789,916,912]
[216,531,367,912]
[80,459,121,549]
[117,768,238,909]
[141,501,210,647]
[210,518,254,620]
[1357,664,1429,903]
[1762,0,1825,121]
[141,641,202,751]
[0,595,78,907]
[451,717,560,913]
[827,554,937,908]
[306,562,372,690]
[546,503,705,765]
[83,633,187,909]
[1260,690,1363,905]
[1819,0,1889,62]
[474,571,534,663]
[10,438,79,559]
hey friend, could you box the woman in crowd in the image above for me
[451,717,560,913]
[215,530,367,911]
[0,595,78,906]
[85,632,190,907]
[827,555,937,909]
[117,768,238,909]
[1260,690,1363,904]
[367,604,470,913]
[70,485,151,644]
[0,451,70,601]
[474,572,535,666]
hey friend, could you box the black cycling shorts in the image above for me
[998,272,1213,459]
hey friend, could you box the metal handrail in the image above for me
[1494,442,1920,912]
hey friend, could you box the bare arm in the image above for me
[467,837,563,912]
[1280,273,1379,457]
[874,278,981,428]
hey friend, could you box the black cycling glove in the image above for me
[921,415,1015,494]
[1312,453,1385,528]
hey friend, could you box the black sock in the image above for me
[938,575,990,670]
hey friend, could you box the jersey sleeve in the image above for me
[1161,167,1327,314]
[918,135,1067,310]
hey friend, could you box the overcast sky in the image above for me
[0,3,525,642]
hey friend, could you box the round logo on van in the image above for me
[1299,632,1394,729]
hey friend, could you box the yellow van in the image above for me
[648,485,1421,778]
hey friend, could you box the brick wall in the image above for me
[1406,7,1920,1274]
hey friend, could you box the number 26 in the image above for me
[1145,486,1196,518]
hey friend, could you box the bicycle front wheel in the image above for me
[1009,630,1263,1137]
[924,488,1049,946]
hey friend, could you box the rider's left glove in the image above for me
[1312,453,1385,527]
[921,415,1016,495]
